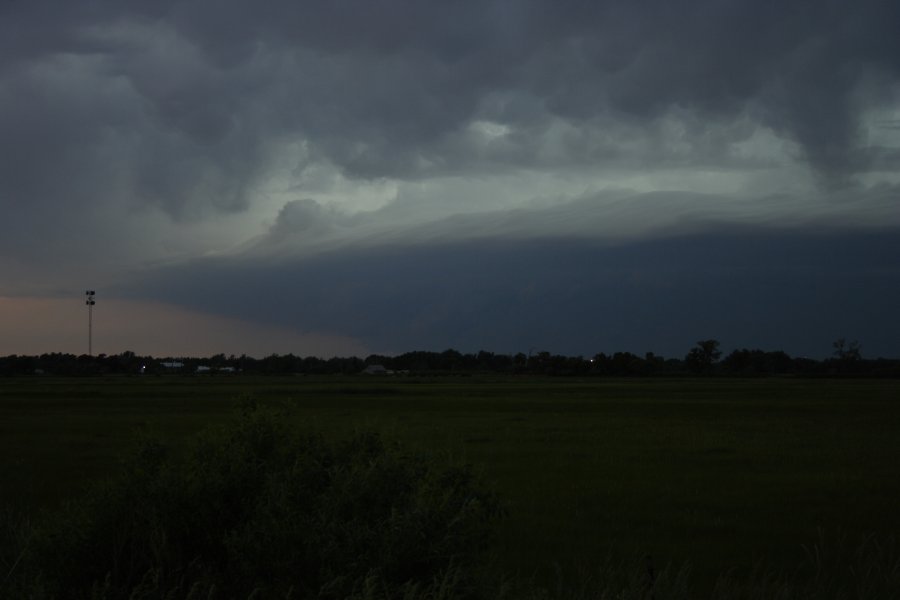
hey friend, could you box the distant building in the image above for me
[161,361,184,369]
[361,364,391,375]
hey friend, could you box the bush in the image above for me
[20,403,503,599]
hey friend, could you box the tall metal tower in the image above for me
[85,290,96,356]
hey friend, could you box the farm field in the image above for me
[2,375,899,593]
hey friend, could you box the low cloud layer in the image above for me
[2,1,899,356]
[120,227,900,359]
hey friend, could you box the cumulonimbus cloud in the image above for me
[2,0,899,358]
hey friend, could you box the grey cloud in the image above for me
[5,0,900,189]
[267,198,342,241]
[523,1,900,181]
[3,0,900,293]
[253,183,900,257]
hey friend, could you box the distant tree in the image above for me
[643,352,666,375]
[209,353,228,369]
[0,354,35,375]
[831,338,863,375]
[833,338,862,362]
[609,352,643,376]
[512,352,528,370]
[365,353,393,367]
[589,353,609,375]
[684,339,722,374]
[440,348,464,371]
[722,349,795,375]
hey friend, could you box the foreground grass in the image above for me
[3,404,504,599]
[2,375,900,595]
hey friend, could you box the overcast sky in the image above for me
[2,0,899,359]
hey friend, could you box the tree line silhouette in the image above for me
[2,339,898,377]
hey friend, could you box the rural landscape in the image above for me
[3,346,900,598]
[4,0,900,598]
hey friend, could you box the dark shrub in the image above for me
[27,403,502,599]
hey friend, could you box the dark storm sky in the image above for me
[2,0,899,357]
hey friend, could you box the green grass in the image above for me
[2,375,900,595]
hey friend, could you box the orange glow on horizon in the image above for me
[0,296,369,358]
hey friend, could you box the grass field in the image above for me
[2,375,899,595]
